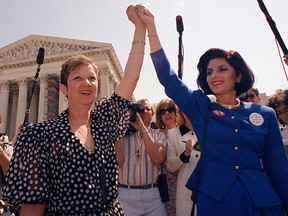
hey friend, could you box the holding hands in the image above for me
[126,5,145,28]
[127,4,161,53]
[131,4,155,28]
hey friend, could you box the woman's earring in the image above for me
[64,95,68,101]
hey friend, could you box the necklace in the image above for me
[83,144,95,154]
[76,128,95,154]
[215,99,241,110]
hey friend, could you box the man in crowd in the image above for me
[239,87,262,104]
[115,98,167,216]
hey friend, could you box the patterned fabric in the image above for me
[118,128,166,186]
[3,93,130,216]
[162,164,177,216]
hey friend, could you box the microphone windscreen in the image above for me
[36,47,45,65]
[176,15,184,34]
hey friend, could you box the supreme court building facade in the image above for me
[0,35,126,139]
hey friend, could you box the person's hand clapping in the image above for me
[184,138,193,157]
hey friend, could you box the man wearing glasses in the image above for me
[115,98,167,216]
[239,87,262,104]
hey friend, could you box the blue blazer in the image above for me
[151,48,288,213]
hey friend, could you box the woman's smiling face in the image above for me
[206,58,241,97]
[61,64,98,107]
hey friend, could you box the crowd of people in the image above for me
[0,4,288,216]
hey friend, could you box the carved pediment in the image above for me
[0,34,112,65]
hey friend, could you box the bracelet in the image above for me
[140,129,149,135]
[129,52,145,55]
[132,39,146,45]
[147,34,158,38]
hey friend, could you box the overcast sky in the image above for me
[1,0,288,103]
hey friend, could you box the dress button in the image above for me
[234,146,238,150]
[195,154,199,158]
[235,129,238,132]
[235,165,240,170]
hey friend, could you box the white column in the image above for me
[59,89,68,113]
[109,82,113,96]
[100,73,110,98]
[38,76,46,122]
[16,78,27,130]
[0,81,9,133]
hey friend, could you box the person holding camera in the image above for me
[115,98,167,216]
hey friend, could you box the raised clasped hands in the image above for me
[126,4,154,28]
[126,5,144,27]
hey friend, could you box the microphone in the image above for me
[23,47,45,125]
[36,47,45,65]
[176,15,184,35]
[176,16,184,79]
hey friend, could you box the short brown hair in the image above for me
[60,55,99,86]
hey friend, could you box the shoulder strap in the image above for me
[191,106,211,216]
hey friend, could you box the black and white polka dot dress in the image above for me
[3,93,129,216]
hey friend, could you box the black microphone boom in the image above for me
[257,0,288,54]
[176,15,184,79]
[23,47,45,125]
[36,47,45,65]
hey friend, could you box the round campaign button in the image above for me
[249,112,264,126]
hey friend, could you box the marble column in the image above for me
[16,78,27,131]
[109,82,113,96]
[100,73,110,98]
[38,76,46,122]
[59,90,68,113]
[0,81,9,133]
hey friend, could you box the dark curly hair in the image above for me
[266,89,288,125]
[196,48,255,96]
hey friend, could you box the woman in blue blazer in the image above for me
[133,4,288,216]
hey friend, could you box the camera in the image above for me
[128,103,145,122]
[126,103,145,134]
